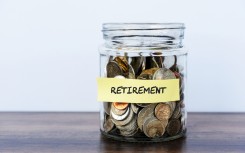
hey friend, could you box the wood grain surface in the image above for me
[0,112,244,153]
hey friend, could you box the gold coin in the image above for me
[114,57,129,75]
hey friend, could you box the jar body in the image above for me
[98,23,187,142]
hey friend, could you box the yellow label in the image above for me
[97,78,180,103]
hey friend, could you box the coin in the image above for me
[114,75,125,79]
[137,73,152,80]
[112,107,134,126]
[103,114,115,133]
[136,103,150,107]
[130,56,144,76]
[111,107,130,121]
[166,119,181,136]
[127,64,136,79]
[120,128,138,137]
[137,104,157,131]
[131,104,140,113]
[113,102,129,110]
[154,103,172,121]
[152,52,164,68]
[137,68,159,80]
[117,115,137,131]
[106,61,123,78]
[171,102,181,119]
[170,55,179,73]
[114,57,129,75]
[145,56,159,69]
[143,116,166,138]
[111,103,128,116]
[103,102,111,115]
[153,68,176,80]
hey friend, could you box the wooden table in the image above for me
[0,112,244,153]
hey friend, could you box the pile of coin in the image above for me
[103,55,186,138]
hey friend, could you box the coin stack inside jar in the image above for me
[103,55,186,140]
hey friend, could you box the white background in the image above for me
[0,0,245,112]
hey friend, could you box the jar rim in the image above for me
[102,23,185,31]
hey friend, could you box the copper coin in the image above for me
[154,103,172,121]
[113,102,129,110]
[111,103,128,116]
[106,61,123,78]
[166,119,181,136]
[143,117,165,138]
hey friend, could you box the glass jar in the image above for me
[98,23,187,142]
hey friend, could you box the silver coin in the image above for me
[117,115,138,131]
[112,107,134,126]
[137,104,157,131]
[153,68,176,80]
[114,75,125,79]
[111,107,129,121]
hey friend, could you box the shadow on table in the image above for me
[99,134,187,153]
